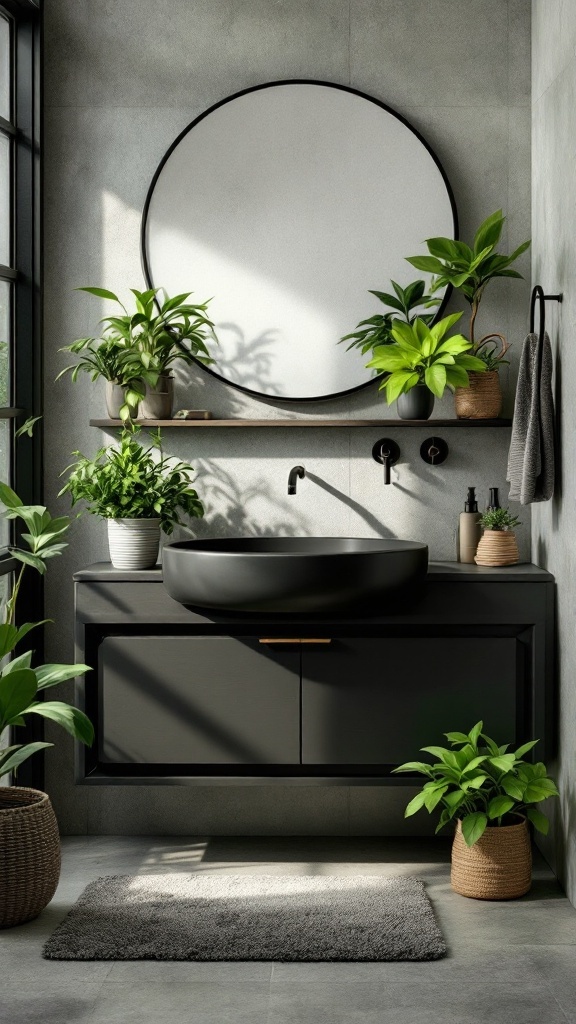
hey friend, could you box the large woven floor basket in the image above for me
[451,819,531,900]
[0,787,61,928]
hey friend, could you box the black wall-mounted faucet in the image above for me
[288,465,306,494]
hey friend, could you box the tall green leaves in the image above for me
[366,312,486,404]
[393,721,559,847]
[60,427,204,534]
[0,479,94,779]
[406,210,530,347]
[57,287,218,419]
[340,279,439,355]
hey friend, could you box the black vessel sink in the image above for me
[162,537,428,613]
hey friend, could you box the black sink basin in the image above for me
[162,537,428,613]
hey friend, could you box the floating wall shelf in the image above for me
[90,418,512,429]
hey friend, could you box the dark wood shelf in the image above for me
[90,418,513,429]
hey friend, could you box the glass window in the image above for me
[0,15,9,122]
[0,133,9,266]
[0,279,9,405]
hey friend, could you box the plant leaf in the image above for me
[0,668,38,724]
[487,795,515,819]
[35,663,92,690]
[461,812,488,846]
[0,741,53,778]
[22,701,94,746]
[526,808,549,834]
[404,791,428,817]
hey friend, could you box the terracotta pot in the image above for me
[105,381,126,419]
[0,787,61,928]
[455,370,502,419]
[474,529,519,567]
[451,818,531,900]
[397,388,434,420]
[138,375,174,419]
[107,518,161,570]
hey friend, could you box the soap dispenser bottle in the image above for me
[487,487,501,510]
[458,487,482,564]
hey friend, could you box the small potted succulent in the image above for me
[366,311,486,420]
[58,286,217,420]
[474,507,521,566]
[60,427,204,570]
[340,278,440,356]
[394,721,558,899]
[406,210,530,419]
[0,483,93,928]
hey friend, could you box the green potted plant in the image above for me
[340,278,439,356]
[60,427,205,570]
[58,286,217,420]
[474,507,522,566]
[0,483,93,928]
[394,721,558,899]
[406,210,530,419]
[365,311,486,420]
[57,333,144,421]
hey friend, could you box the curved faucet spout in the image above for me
[288,465,306,495]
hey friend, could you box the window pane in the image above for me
[0,16,9,123]
[0,279,9,406]
[0,420,9,547]
[0,133,9,265]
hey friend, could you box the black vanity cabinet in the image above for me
[74,563,554,784]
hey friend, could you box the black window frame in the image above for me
[0,0,43,788]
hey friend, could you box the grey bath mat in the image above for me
[43,874,446,961]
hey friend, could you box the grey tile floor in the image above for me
[2,836,576,1023]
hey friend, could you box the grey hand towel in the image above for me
[507,331,555,504]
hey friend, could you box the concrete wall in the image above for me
[531,1,576,901]
[42,0,531,834]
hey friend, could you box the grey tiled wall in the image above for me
[42,0,531,834]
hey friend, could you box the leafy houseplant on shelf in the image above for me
[394,721,559,899]
[57,331,146,422]
[474,507,521,567]
[406,210,530,419]
[0,483,92,928]
[365,312,486,420]
[60,427,204,570]
[58,286,217,421]
[340,278,440,356]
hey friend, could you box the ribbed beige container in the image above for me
[475,530,519,566]
[451,819,532,900]
[107,518,161,570]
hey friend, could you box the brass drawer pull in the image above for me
[258,638,332,644]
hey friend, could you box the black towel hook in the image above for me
[530,285,563,342]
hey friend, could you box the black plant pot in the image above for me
[397,388,435,420]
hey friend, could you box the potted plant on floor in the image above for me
[340,278,440,356]
[406,210,530,419]
[60,427,204,570]
[474,507,521,566]
[0,483,93,928]
[365,312,486,419]
[394,721,558,899]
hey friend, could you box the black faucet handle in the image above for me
[371,438,400,485]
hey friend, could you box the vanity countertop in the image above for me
[73,561,554,583]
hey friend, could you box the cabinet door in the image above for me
[301,637,518,765]
[99,636,300,764]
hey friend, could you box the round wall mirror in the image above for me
[142,81,457,402]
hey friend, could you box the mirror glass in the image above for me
[143,82,456,401]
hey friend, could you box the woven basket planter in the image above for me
[475,529,519,567]
[455,370,502,419]
[0,787,61,928]
[451,818,531,900]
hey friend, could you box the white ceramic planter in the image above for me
[107,518,161,570]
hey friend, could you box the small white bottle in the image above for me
[458,487,482,563]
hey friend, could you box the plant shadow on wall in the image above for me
[170,459,309,543]
[304,472,397,539]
